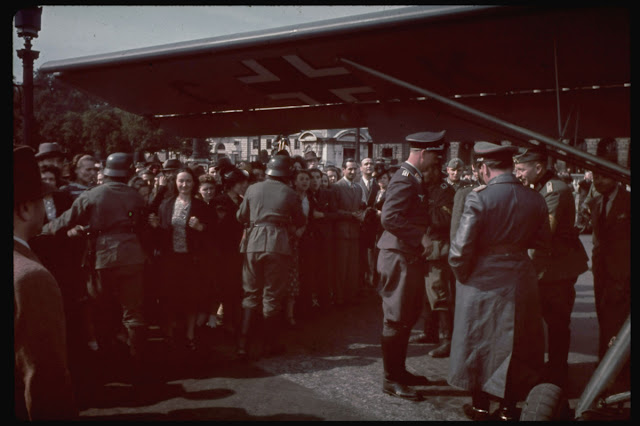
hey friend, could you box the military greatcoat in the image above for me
[448,173,552,400]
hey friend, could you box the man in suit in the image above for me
[377,131,445,401]
[330,158,365,305]
[236,155,306,358]
[357,157,380,292]
[588,138,630,360]
[13,145,78,420]
[513,146,589,389]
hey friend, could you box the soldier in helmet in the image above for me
[236,155,306,359]
[377,131,445,401]
[42,152,151,384]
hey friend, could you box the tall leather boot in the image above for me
[381,334,421,401]
[237,307,257,358]
[409,304,439,344]
[262,314,286,358]
[428,310,451,358]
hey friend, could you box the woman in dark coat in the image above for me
[212,167,249,337]
[149,167,210,350]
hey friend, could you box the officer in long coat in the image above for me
[236,155,306,359]
[513,147,589,388]
[448,142,552,421]
[377,130,445,401]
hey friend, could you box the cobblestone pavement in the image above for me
[76,235,609,421]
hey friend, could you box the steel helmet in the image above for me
[265,155,293,177]
[103,152,133,177]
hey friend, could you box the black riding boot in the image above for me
[237,307,257,358]
[262,313,286,358]
[381,333,421,401]
[428,310,452,358]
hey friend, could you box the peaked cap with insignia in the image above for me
[473,142,518,164]
[513,146,547,164]
[405,130,446,151]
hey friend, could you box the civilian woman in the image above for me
[286,169,310,326]
[212,168,249,337]
[148,167,210,350]
[196,173,221,329]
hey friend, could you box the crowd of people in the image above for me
[14,134,629,421]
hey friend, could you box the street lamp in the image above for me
[15,7,42,149]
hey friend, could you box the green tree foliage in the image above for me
[20,71,182,159]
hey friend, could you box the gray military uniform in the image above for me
[237,179,305,318]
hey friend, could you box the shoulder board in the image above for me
[402,169,410,177]
[546,181,553,193]
[473,185,487,192]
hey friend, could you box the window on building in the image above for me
[382,148,393,158]
[234,140,240,146]
[344,148,355,159]
[252,139,259,150]
[267,138,272,149]
[294,139,300,149]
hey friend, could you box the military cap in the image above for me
[163,158,183,172]
[512,147,547,164]
[405,130,446,151]
[473,142,519,163]
[447,158,464,170]
[304,151,320,161]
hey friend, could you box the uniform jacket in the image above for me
[42,181,147,269]
[236,179,306,255]
[448,173,552,399]
[14,240,77,420]
[156,195,211,256]
[424,179,455,260]
[530,170,588,281]
[590,184,630,281]
[377,162,430,256]
[330,177,365,240]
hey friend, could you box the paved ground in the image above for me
[73,235,623,421]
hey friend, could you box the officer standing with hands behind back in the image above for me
[377,130,446,401]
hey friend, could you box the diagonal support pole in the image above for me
[339,57,630,184]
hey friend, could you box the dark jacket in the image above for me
[156,196,211,257]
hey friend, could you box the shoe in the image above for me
[428,339,451,358]
[382,378,422,401]
[397,370,432,386]
[493,405,518,421]
[409,333,439,344]
[463,403,492,421]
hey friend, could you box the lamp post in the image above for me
[15,7,42,150]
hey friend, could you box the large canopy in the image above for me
[41,5,630,180]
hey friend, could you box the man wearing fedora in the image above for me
[14,145,78,420]
[304,151,320,169]
[35,142,66,171]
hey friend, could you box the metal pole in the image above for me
[339,58,630,184]
[355,127,361,162]
[17,39,39,149]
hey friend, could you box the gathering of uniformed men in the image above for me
[15,129,627,420]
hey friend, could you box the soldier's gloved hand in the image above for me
[66,225,86,238]
[189,216,204,231]
[421,233,434,259]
